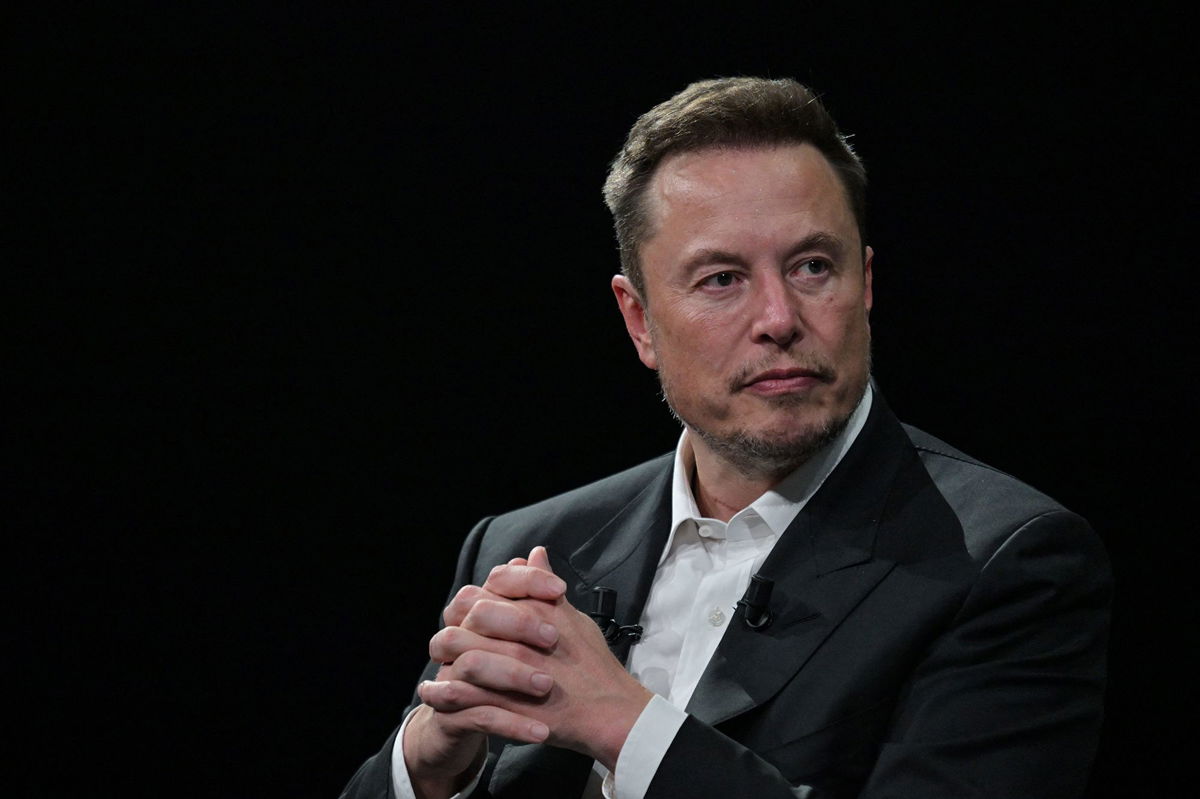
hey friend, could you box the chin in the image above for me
[665,371,867,478]
[691,411,852,480]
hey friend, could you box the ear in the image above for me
[611,274,658,370]
[862,245,874,317]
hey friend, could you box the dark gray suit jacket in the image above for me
[343,393,1110,798]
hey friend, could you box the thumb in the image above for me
[527,545,553,573]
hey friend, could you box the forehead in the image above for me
[643,143,858,248]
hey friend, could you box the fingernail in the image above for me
[539,622,558,645]
[546,576,567,594]
[529,722,549,741]
[530,672,552,692]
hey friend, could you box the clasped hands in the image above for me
[403,546,653,796]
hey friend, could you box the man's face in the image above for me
[613,143,874,477]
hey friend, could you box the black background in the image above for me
[9,3,1194,797]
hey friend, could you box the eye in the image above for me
[702,271,739,288]
[794,259,830,277]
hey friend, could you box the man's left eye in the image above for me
[796,259,829,276]
[705,272,737,287]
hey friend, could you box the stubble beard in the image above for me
[659,351,871,483]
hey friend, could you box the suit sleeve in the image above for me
[340,518,496,799]
[645,510,1111,799]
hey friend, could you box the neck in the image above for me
[689,438,785,522]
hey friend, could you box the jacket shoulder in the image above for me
[900,423,1096,562]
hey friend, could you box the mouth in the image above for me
[740,367,833,396]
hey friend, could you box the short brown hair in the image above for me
[602,77,867,300]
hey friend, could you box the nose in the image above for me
[749,272,802,348]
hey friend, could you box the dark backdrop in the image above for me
[10,4,1193,797]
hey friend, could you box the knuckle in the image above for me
[504,660,526,684]
[449,585,479,610]
[470,706,495,731]
[522,612,544,638]
[428,628,452,661]
[443,600,464,624]
[476,597,502,612]
[464,598,500,625]
[456,649,483,679]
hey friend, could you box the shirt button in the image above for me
[707,607,726,626]
[698,524,713,538]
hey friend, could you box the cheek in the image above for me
[658,308,736,363]
[812,300,871,357]
[840,308,872,346]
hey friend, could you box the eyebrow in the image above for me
[681,232,848,273]
[784,232,848,261]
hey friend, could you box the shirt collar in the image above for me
[662,382,874,564]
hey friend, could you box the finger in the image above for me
[419,694,550,744]
[425,646,554,697]
[421,677,552,714]
[462,598,560,648]
[508,557,528,566]
[429,625,542,667]
[444,584,503,628]
[527,545,552,573]
[483,563,566,601]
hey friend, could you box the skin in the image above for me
[613,143,874,518]
[405,143,875,796]
[404,548,651,798]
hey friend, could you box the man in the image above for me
[343,78,1110,798]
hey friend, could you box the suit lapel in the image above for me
[686,394,914,725]
[563,460,673,662]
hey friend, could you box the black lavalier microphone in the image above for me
[588,586,644,645]
[737,574,774,630]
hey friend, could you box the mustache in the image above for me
[728,357,836,392]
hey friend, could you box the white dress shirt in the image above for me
[394,385,874,799]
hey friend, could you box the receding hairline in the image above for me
[636,142,868,279]
[603,77,868,303]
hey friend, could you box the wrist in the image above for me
[403,707,487,799]
[592,683,654,771]
[408,743,486,799]
[410,767,479,799]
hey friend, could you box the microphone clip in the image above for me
[588,586,643,645]
[737,574,774,631]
